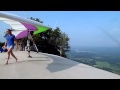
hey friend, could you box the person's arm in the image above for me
[30,39,35,44]
[4,34,7,48]
[29,34,35,44]
[4,41,7,47]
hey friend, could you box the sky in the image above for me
[0,11,120,47]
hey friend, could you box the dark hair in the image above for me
[7,29,12,32]
[30,31,33,35]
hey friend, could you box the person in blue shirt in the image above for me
[3,29,18,65]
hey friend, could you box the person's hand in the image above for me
[3,45,6,48]
[2,46,6,50]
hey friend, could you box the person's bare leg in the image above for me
[11,50,18,62]
[28,51,32,57]
[28,51,30,56]
[6,48,12,65]
[28,46,32,57]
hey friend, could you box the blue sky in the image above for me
[0,11,120,47]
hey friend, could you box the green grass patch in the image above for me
[95,61,110,68]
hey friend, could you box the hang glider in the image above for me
[0,11,51,39]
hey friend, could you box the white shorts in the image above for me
[7,45,14,49]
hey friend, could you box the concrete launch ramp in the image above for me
[0,51,120,79]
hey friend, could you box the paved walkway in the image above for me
[0,51,120,79]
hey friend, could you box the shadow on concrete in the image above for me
[40,53,80,73]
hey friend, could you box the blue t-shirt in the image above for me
[6,34,15,46]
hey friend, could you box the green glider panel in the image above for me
[33,25,49,35]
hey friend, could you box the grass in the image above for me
[95,61,110,68]
[94,61,120,75]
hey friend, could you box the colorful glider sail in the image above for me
[0,11,51,39]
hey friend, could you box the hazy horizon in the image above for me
[0,11,120,47]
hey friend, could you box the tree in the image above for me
[49,27,70,57]
[30,17,43,23]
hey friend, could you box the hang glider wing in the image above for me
[0,11,51,39]
[0,11,50,28]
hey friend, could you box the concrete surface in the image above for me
[0,51,120,79]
